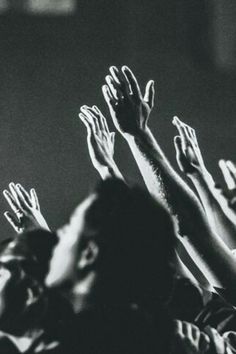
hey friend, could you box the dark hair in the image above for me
[83,178,177,307]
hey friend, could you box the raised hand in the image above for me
[173,320,210,354]
[3,182,50,233]
[173,116,207,177]
[79,105,124,180]
[173,117,236,252]
[102,66,155,137]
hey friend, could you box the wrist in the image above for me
[123,125,151,143]
[97,161,121,180]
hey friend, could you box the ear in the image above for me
[78,240,99,270]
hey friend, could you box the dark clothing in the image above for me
[0,304,174,354]
[59,305,175,354]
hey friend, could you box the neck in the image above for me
[71,271,97,313]
[70,272,133,313]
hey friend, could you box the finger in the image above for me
[30,188,40,210]
[184,124,194,142]
[109,66,130,96]
[174,136,186,172]
[172,115,185,128]
[174,117,193,142]
[173,320,184,338]
[144,80,155,109]
[190,324,199,341]
[16,184,32,207]
[199,333,210,353]
[174,135,183,154]
[15,185,31,211]
[92,105,100,114]
[109,66,122,85]
[226,160,236,180]
[8,183,21,208]
[173,116,188,150]
[189,128,198,146]
[102,85,116,108]
[4,211,22,234]
[84,106,102,132]
[92,106,110,134]
[122,66,142,99]
[3,189,22,214]
[81,106,98,134]
[182,322,192,340]
[110,132,115,146]
[81,106,99,132]
[219,159,236,190]
[79,113,92,133]
[105,75,123,100]
[93,106,110,133]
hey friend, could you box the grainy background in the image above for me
[0,0,235,237]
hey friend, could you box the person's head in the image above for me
[0,229,57,334]
[47,178,177,308]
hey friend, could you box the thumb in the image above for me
[144,80,155,109]
[174,135,183,155]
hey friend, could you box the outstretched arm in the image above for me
[3,182,50,233]
[102,66,236,295]
[102,66,201,224]
[173,117,236,249]
[79,105,124,181]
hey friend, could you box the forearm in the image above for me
[124,127,236,291]
[182,224,236,291]
[190,172,236,249]
[176,238,213,292]
[124,127,203,235]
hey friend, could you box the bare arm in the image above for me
[102,65,236,294]
[173,117,236,249]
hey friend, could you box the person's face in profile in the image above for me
[46,194,97,288]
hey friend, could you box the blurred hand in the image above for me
[79,105,116,174]
[3,182,50,233]
[173,116,207,177]
[102,66,155,137]
[173,320,210,354]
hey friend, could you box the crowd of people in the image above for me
[1,66,236,353]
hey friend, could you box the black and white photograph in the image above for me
[0,1,235,353]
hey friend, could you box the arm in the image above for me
[102,66,200,224]
[3,182,50,233]
[102,65,236,293]
[79,105,124,181]
[173,117,236,249]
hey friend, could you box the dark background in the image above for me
[0,0,235,236]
